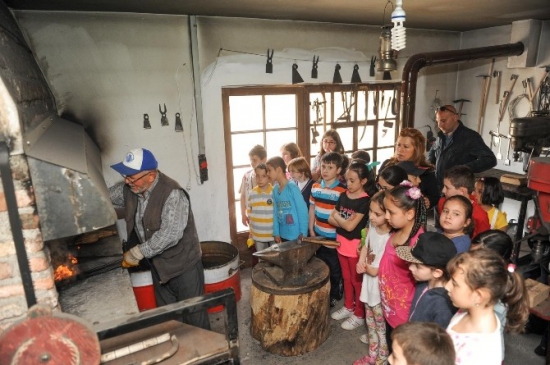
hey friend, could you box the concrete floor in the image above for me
[209,267,545,365]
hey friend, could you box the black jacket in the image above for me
[428,121,496,190]
[409,282,457,329]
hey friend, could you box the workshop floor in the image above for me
[209,266,545,365]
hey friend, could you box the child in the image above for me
[379,181,427,351]
[247,164,274,251]
[309,152,347,306]
[329,160,376,330]
[396,232,458,328]
[266,157,308,242]
[376,165,408,191]
[396,160,426,188]
[474,177,508,232]
[388,322,455,365]
[439,195,474,253]
[354,191,391,365]
[445,249,529,364]
[280,142,303,165]
[437,165,490,238]
[288,157,314,207]
[312,129,345,181]
[352,149,371,164]
[240,145,267,227]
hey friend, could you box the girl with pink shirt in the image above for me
[378,180,427,352]
[329,160,378,331]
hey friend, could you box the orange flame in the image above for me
[54,254,78,281]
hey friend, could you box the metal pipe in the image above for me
[401,42,524,128]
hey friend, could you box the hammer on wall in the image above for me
[453,99,470,119]
[477,58,494,134]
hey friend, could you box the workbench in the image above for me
[477,168,535,260]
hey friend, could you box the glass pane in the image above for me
[232,132,264,166]
[229,95,263,132]
[265,94,296,129]
[378,121,397,147]
[367,91,377,120]
[334,127,354,153]
[333,91,355,123]
[357,91,367,122]
[266,130,297,160]
[376,147,395,165]
[358,125,374,149]
[310,132,321,158]
[233,166,252,201]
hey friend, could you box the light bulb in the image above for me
[391,0,406,51]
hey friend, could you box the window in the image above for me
[222,83,400,245]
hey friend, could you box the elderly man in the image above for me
[109,148,209,330]
[428,105,496,190]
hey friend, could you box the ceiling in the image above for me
[5,0,550,32]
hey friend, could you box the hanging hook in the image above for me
[266,49,274,74]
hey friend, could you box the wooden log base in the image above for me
[250,257,330,356]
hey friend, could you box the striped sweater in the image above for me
[310,179,347,239]
[247,184,274,242]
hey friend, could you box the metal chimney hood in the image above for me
[23,114,116,241]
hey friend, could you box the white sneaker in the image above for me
[359,334,368,344]
[341,315,364,330]
[331,307,353,320]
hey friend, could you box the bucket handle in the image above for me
[228,260,245,276]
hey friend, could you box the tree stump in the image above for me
[250,257,330,356]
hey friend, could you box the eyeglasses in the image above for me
[123,171,151,184]
[376,183,390,191]
[323,139,336,145]
[436,106,458,115]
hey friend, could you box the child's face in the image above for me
[445,265,475,309]
[345,169,366,194]
[288,167,304,182]
[255,169,270,188]
[384,196,413,230]
[388,339,408,365]
[281,149,292,165]
[442,178,464,198]
[440,200,470,235]
[249,155,265,169]
[320,162,341,182]
[266,165,279,182]
[322,137,337,152]
[408,174,421,187]
[474,181,483,204]
[369,202,387,228]
[408,263,436,282]
[377,176,394,191]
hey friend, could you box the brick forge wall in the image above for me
[0,1,59,332]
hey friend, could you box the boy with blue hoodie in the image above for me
[266,157,308,242]
[396,232,458,328]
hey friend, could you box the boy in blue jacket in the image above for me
[266,157,308,242]
[396,232,458,328]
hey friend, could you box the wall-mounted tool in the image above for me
[504,135,513,166]
[198,154,208,182]
[383,97,393,128]
[493,70,501,104]
[370,56,377,77]
[310,98,325,144]
[266,49,274,74]
[533,66,550,103]
[391,88,398,116]
[359,90,369,142]
[453,99,470,119]
[311,56,319,79]
[497,74,519,130]
[143,114,151,129]
[159,104,169,126]
[476,58,494,134]
[175,113,183,132]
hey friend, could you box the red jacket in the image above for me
[437,195,490,238]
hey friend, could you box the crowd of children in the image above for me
[241,129,529,365]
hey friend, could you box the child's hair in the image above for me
[447,249,529,333]
[340,154,350,177]
[471,230,513,261]
[385,183,427,246]
[392,322,455,365]
[321,151,344,168]
[370,190,387,213]
[444,165,475,194]
[477,177,504,206]
[319,129,345,155]
[254,163,267,174]
[347,160,377,196]
[266,156,287,174]
[249,144,267,160]
[377,165,408,188]
[444,195,474,237]
[287,157,312,179]
[351,150,371,164]
[281,142,303,160]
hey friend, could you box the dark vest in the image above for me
[123,172,201,283]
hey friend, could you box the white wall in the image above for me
[15,11,460,242]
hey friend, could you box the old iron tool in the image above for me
[311,55,319,79]
[159,103,169,126]
[493,70,501,104]
[175,113,183,132]
[452,98,471,119]
[504,135,512,165]
[370,56,377,77]
[143,114,151,129]
[266,49,274,74]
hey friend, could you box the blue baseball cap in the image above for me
[110,148,158,176]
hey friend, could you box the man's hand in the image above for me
[122,246,144,268]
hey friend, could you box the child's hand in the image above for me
[356,261,367,274]
[356,242,362,256]
[242,215,249,226]
[274,236,282,243]
[423,196,430,209]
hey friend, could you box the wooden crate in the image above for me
[526,278,550,308]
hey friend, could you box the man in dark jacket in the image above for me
[109,148,209,330]
[428,105,496,190]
